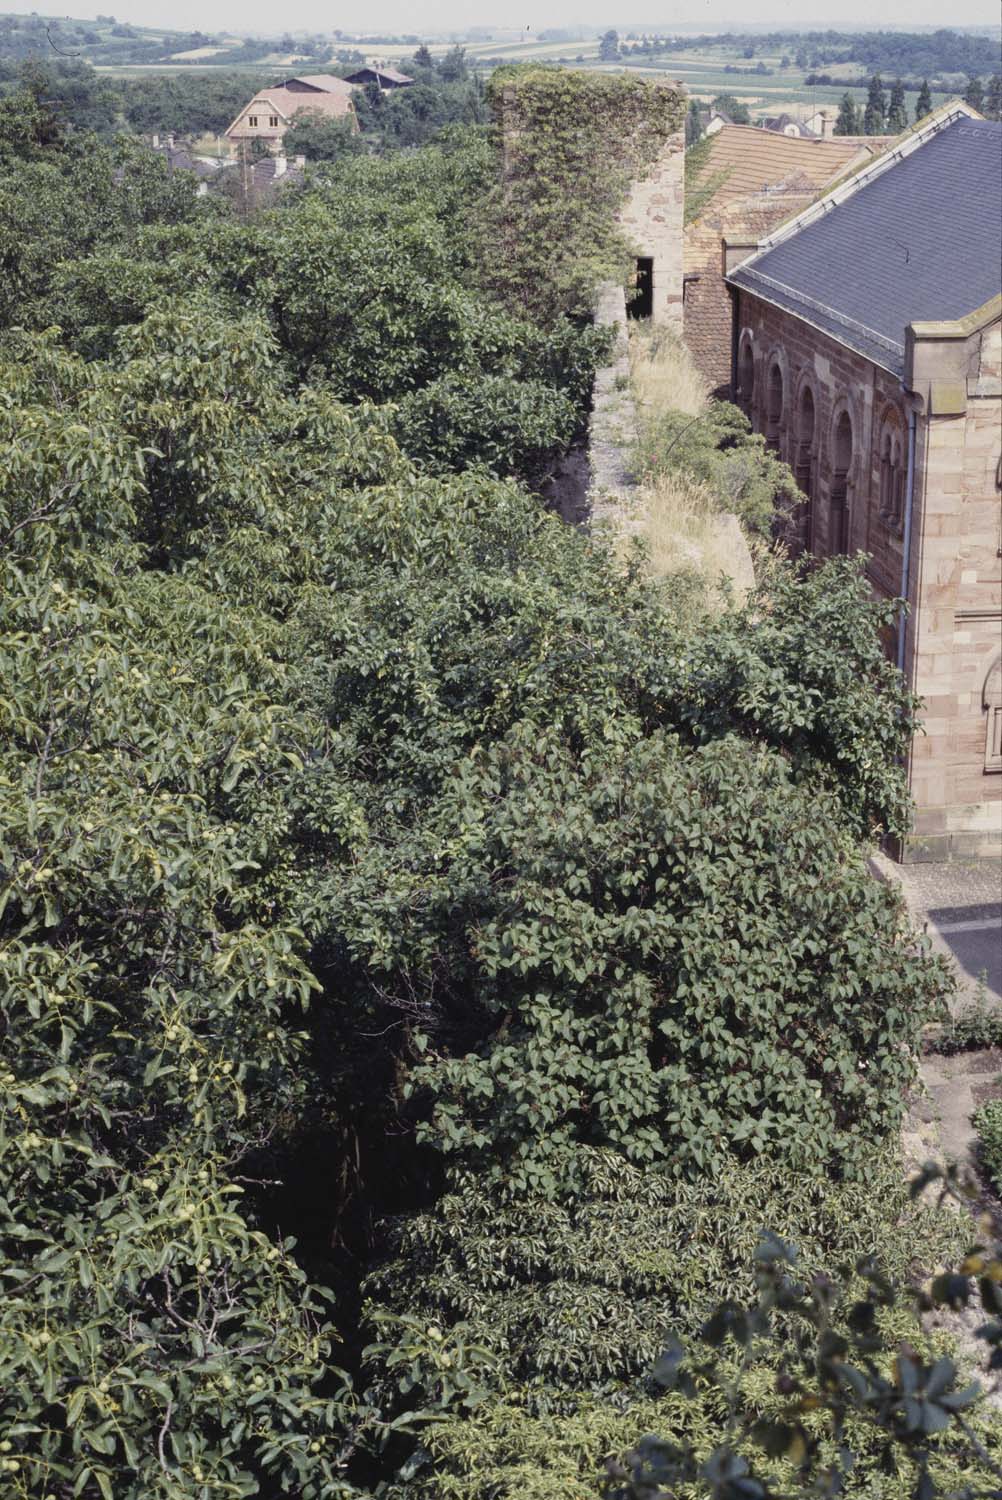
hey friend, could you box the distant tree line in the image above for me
[653,26,1000,80]
[832,70,1001,133]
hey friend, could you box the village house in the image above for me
[761,112,819,137]
[724,105,1002,860]
[344,65,414,90]
[684,124,886,390]
[224,75,356,155]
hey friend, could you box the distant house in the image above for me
[146,135,221,195]
[803,107,837,138]
[224,75,356,154]
[344,65,414,90]
[725,105,1002,859]
[761,113,816,138]
[704,109,732,137]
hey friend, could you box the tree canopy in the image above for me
[0,65,993,1500]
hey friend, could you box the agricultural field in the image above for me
[0,14,994,120]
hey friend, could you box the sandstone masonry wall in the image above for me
[684,192,820,391]
[734,291,1002,859]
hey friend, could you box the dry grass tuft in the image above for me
[629,323,709,423]
[627,470,753,607]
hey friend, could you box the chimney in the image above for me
[166,132,175,150]
[151,131,160,148]
[293,153,306,170]
[274,153,287,177]
[818,109,834,140]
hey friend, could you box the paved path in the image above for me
[870,853,1001,1015]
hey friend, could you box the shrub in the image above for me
[925,994,1002,1056]
[603,1164,1002,1500]
[973,1099,1002,1193]
[633,396,802,538]
[363,1152,978,1498]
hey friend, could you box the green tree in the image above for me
[282,110,363,162]
[604,1166,1002,1500]
[986,74,1002,120]
[439,43,469,81]
[863,73,886,133]
[834,91,861,136]
[598,29,621,62]
[686,96,704,145]
[711,91,751,124]
[964,73,985,112]
[887,76,908,132]
[915,77,933,121]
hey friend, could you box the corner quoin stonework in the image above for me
[618,122,686,329]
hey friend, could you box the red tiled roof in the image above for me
[692,125,883,218]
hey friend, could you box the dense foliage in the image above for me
[605,1166,1002,1500]
[1,65,991,1499]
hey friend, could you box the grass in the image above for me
[629,322,709,421]
[631,467,753,602]
[625,323,753,602]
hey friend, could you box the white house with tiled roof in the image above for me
[225,75,356,154]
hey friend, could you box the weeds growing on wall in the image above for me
[630,324,802,538]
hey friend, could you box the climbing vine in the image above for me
[683,132,734,224]
[481,66,686,322]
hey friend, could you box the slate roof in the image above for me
[153,143,218,179]
[763,114,816,136]
[691,125,881,219]
[728,115,1002,377]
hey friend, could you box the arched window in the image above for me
[795,385,815,498]
[738,338,754,413]
[878,412,905,531]
[830,410,853,555]
[765,362,784,452]
[984,655,1002,774]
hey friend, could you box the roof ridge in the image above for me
[735,101,983,265]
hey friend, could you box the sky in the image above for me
[5,0,1001,37]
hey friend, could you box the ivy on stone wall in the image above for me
[683,133,734,225]
[481,67,686,323]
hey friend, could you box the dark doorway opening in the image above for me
[628,257,654,319]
